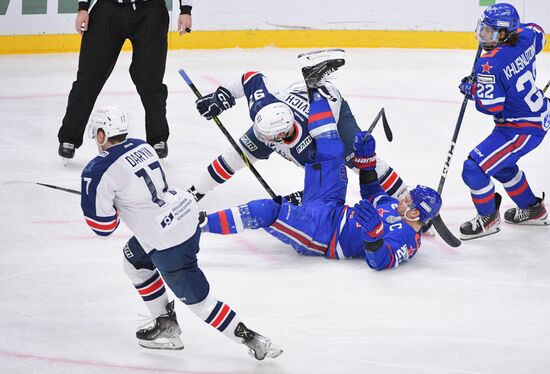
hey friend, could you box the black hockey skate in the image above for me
[58,142,75,159]
[298,48,346,89]
[234,322,283,361]
[136,300,184,350]
[460,193,502,240]
[504,193,549,226]
[152,141,168,159]
[187,185,205,202]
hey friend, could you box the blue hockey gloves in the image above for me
[196,86,236,119]
[353,199,384,242]
[459,76,475,100]
[353,131,376,170]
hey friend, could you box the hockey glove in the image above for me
[352,131,376,170]
[353,199,384,243]
[458,76,475,100]
[196,86,236,119]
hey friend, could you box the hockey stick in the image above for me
[2,180,81,195]
[179,69,277,198]
[367,107,393,142]
[431,45,484,248]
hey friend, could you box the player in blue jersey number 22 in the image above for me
[458,2,549,240]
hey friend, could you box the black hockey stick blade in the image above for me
[431,214,461,247]
[367,107,386,133]
[380,108,393,142]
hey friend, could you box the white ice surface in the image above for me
[0,48,549,374]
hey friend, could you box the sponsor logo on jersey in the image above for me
[157,197,193,230]
[477,74,495,84]
[296,135,313,154]
[241,134,258,152]
[474,147,484,157]
[160,212,175,228]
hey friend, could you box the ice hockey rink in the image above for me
[1,47,549,374]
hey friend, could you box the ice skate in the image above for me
[136,300,184,350]
[58,142,75,166]
[234,322,283,361]
[504,194,549,226]
[298,48,345,89]
[460,194,502,240]
[152,141,168,159]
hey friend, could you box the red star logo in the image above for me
[481,61,493,73]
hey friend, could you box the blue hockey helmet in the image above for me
[476,3,520,49]
[408,185,442,224]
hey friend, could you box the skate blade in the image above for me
[504,218,549,226]
[298,49,346,67]
[138,336,184,350]
[62,158,70,167]
[248,342,283,361]
[460,227,501,240]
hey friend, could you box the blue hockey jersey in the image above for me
[473,23,549,135]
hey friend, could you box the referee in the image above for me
[58,0,193,160]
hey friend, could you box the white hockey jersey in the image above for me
[81,139,198,252]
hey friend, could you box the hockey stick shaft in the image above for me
[438,45,483,194]
[431,46,483,248]
[2,181,81,195]
[178,69,277,198]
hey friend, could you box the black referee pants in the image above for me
[58,0,170,148]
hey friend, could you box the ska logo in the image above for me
[160,212,175,228]
[123,243,134,259]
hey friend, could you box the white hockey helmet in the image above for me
[89,105,129,144]
[253,102,295,142]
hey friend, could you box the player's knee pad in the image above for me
[315,137,344,162]
[242,199,281,229]
[462,157,488,189]
[122,237,159,285]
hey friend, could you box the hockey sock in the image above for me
[207,155,235,185]
[133,270,170,317]
[378,166,406,198]
[205,207,244,234]
[187,293,243,344]
[469,181,497,216]
[205,200,279,234]
[501,170,537,209]
[307,90,338,140]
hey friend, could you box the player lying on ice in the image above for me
[199,57,442,270]
[80,106,282,359]
[187,48,407,205]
